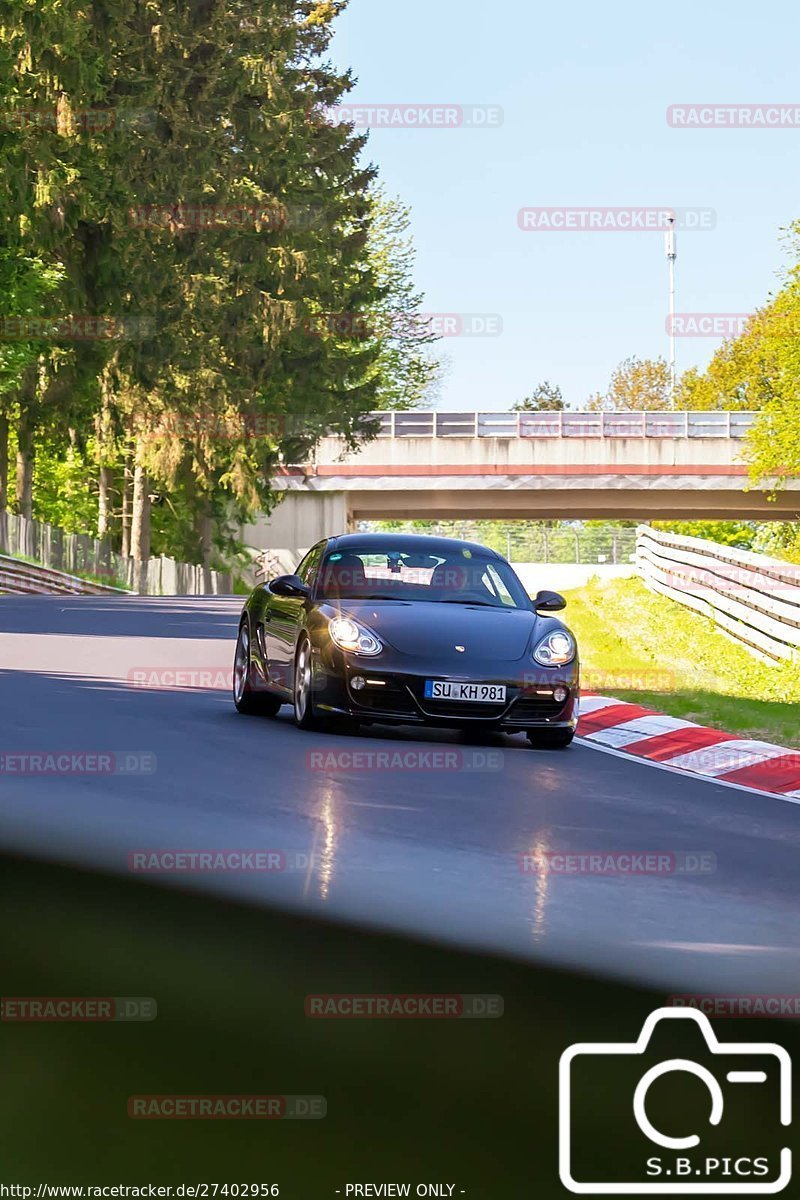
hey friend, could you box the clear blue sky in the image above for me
[331,0,800,410]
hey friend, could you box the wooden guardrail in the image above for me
[635,525,800,663]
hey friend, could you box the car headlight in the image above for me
[532,630,576,666]
[329,617,383,657]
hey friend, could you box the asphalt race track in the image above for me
[2,594,800,995]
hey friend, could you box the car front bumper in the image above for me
[309,645,580,731]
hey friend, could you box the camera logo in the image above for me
[559,1007,791,1194]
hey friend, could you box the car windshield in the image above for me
[318,545,531,608]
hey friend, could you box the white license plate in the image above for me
[424,680,507,703]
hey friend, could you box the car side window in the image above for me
[292,550,314,584]
[296,542,326,592]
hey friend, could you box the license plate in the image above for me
[424,680,507,703]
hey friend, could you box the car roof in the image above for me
[325,532,502,559]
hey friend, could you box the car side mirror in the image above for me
[269,574,311,599]
[534,589,567,613]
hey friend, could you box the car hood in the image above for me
[328,600,542,663]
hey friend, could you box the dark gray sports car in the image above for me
[233,533,580,747]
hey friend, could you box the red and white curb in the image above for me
[576,695,800,800]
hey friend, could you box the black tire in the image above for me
[293,635,323,730]
[233,620,282,717]
[526,728,575,750]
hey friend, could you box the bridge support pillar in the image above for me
[241,491,351,577]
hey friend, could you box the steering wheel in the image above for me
[455,590,496,603]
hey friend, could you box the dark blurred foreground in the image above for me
[0,854,796,1196]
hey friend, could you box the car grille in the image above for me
[350,681,417,717]
[349,679,570,724]
[419,699,510,720]
[505,696,567,724]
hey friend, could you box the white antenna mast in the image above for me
[665,215,677,405]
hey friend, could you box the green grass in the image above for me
[561,576,800,748]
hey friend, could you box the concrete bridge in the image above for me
[244,409,799,564]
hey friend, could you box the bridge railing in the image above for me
[367,411,756,439]
[636,525,800,664]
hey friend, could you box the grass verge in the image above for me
[561,575,800,749]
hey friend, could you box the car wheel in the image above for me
[233,620,282,717]
[293,636,322,730]
[526,728,575,749]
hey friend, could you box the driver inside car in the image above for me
[429,561,500,604]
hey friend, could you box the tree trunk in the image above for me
[96,359,118,541]
[121,452,133,557]
[14,362,37,518]
[0,413,8,512]
[194,496,213,592]
[15,363,37,518]
[98,465,113,538]
[194,497,213,568]
[130,447,150,562]
[15,410,35,519]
